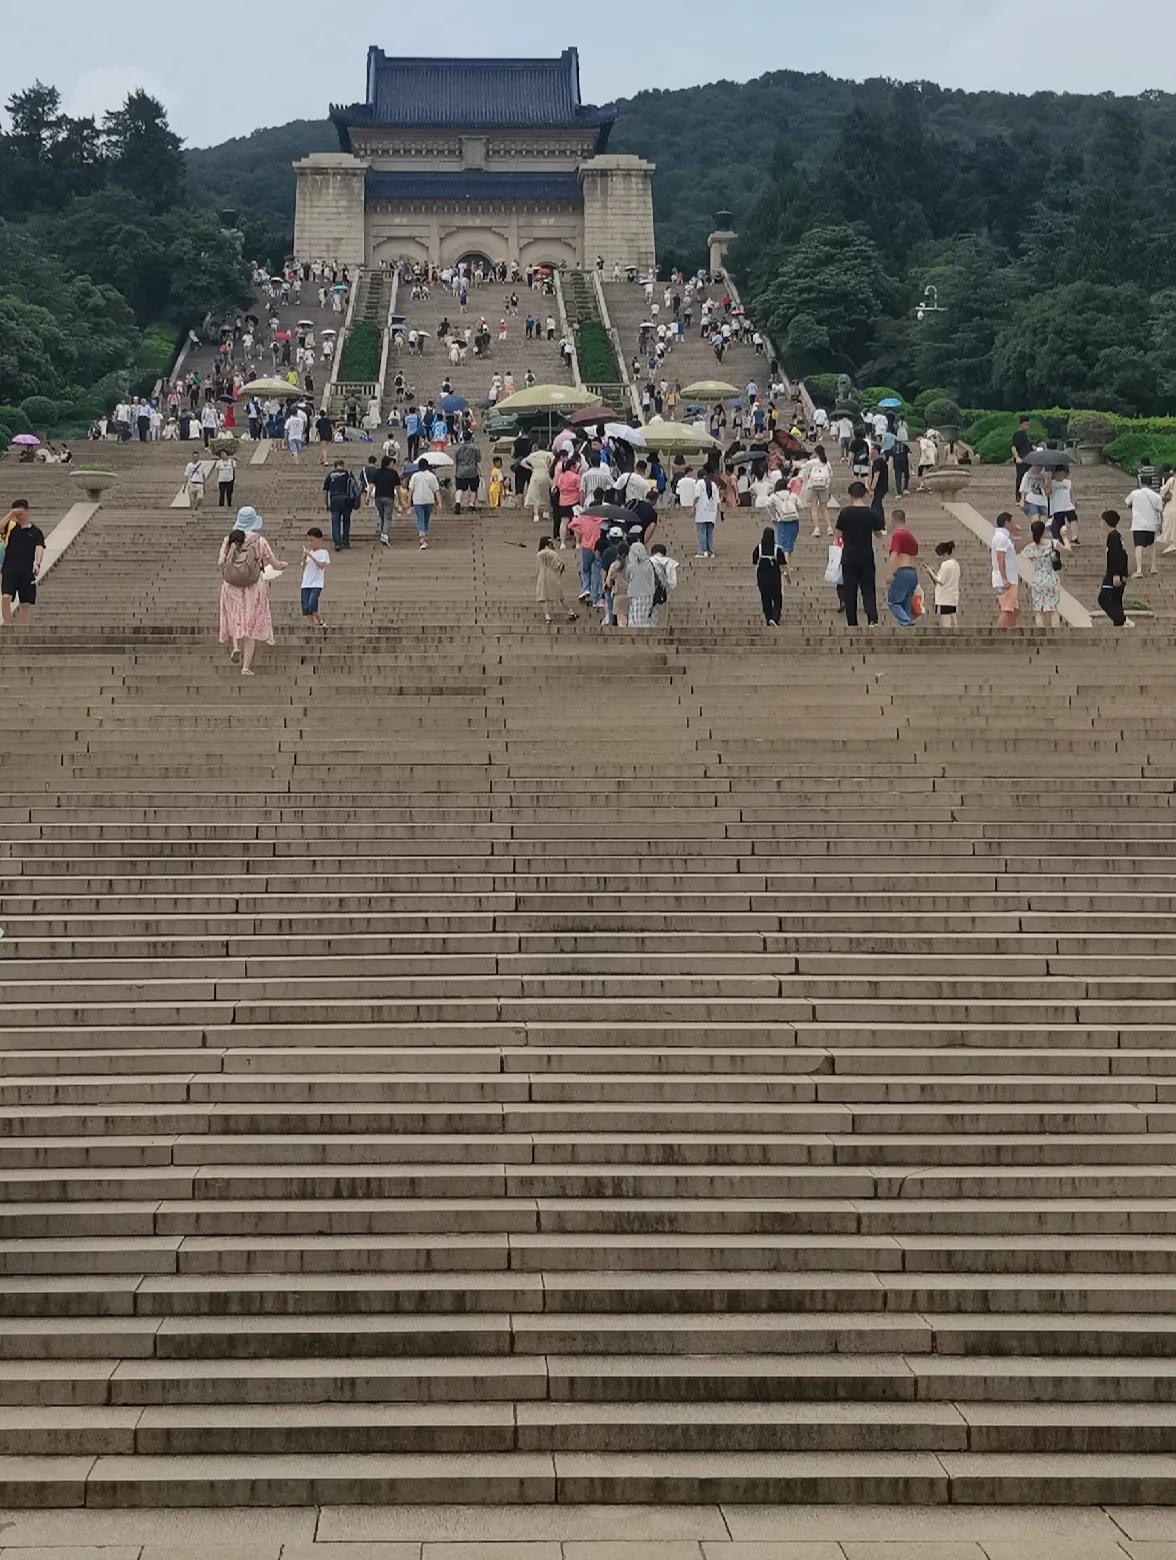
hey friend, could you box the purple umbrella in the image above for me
[11,434,40,447]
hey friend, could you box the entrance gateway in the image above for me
[293,47,657,273]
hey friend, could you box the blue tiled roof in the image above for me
[366,171,581,203]
[351,47,617,133]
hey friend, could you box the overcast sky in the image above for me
[2,0,1171,148]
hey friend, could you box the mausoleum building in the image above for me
[294,48,656,273]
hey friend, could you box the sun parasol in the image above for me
[11,433,41,447]
[682,380,740,399]
[496,384,598,412]
[240,378,302,398]
[639,421,721,454]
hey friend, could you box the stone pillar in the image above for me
[293,153,368,269]
[579,155,656,273]
[708,228,737,279]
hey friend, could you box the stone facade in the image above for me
[292,50,656,273]
[292,154,367,269]
[581,155,657,272]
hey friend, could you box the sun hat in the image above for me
[236,507,263,533]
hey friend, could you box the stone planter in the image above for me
[70,469,117,503]
[1077,443,1107,466]
[921,466,974,502]
[210,436,240,458]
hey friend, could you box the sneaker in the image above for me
[1124,617,1137,628]
[578,591,591,603]
[378,535,389,547]
[418,539,429,549]
[694,552,708,559]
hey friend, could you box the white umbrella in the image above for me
[417,451,454,469]
[605,423,647,447]
[322,328,337,336]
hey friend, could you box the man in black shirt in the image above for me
[835,481,885,627]
[869,444,890,526]
[1011,417,1033,502]
[371,457,402,546]
[1098,509,1134,628]
[1,500,46,624]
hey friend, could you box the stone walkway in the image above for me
[1,1500,1174,1556]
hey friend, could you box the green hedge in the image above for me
[575,320,619,385]
[0,423,11,455]
[339,321,381,383]
[1105,431,1176,474]
[0,405,30,434]
[806,373,840,407]
[20,396,59,428]
[129,325,181,397]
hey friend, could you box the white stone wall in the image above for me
[294,154,368,269]
[366,206,583,269]
[579,156,656,272]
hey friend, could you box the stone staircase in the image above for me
[382,279,572,430]
[603,279,770,413]
[3,434,1176,1510]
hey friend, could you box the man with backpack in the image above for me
[323,460,360,551]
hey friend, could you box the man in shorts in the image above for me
[1125,478,1162,577]
[454,435,481,514]
[1,501,46,625]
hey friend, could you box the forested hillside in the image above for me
[0,81,250,439]
[179,68,1176,416]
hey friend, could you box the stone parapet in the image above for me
[579,154,656,272]
[293,153,369,270]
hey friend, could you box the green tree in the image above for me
[102,90,184,211]
[993,281,1153,413]
[0,297,69,402]
[752,225,894,367]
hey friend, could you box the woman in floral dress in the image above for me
[1020,518,1062,630]
[218,507,287,675]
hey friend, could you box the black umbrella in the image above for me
[1027,447,1073,469]
[728,451,757,466]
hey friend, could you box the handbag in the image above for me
[824,545,843,586]
[1050,546,1063,572]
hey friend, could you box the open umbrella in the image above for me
[240,378,302,398]
[552,430,577,451]
[331,283,349,292]
[268,275,285,283]
[640,421,721,454]
[728,451,757,466]
[297,319,314,328]
[1027,447,1073,469]
[439,394,469,414]
[605,423,647,447]
[321,328,337,336]
[416,451,454,469]
[878,397,904,409]
[564,403,617,427]
[496,383,598,413]
[11,433,40,447]
[682,379,740,399]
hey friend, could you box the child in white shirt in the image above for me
[301,527,330,627]
[924,539,961,631]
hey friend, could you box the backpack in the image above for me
[221,540,262,588]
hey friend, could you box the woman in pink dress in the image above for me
[218,507,287,676]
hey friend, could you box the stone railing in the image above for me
[323,274,361,413]
[720,267,816,426]
[592,272,642,423]
[552,270,583,388]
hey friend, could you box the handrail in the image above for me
[375,269,400,416]
[592,272,642,423]
[324,272,361,413]
[720,266,816,426]
[552,270,583,388]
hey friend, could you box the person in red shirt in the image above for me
[885,509,920,626]
[567,510,606,604]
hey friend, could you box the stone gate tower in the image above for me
[294,47,656,273]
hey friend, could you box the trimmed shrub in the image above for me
[0,405,30,435]
[1068,412,1117,447]
[1105,431,1176,474]
[861,385,904,407]
[922,396,962,428]
[20,395,59,428]
[575,320,619,385]
[338,321,381,383]
[129,325,181,396]
[0,423,12,454]
[914,387,953,414]
[806,373,841,407]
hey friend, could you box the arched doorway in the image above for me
[456,251,496,272]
